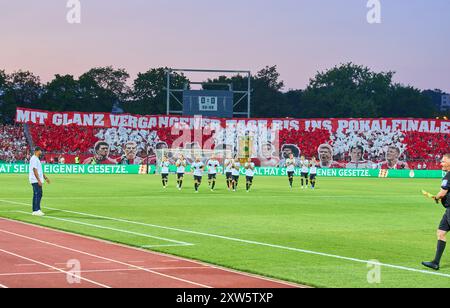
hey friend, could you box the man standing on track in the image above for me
[422,154,450,271]
[29,147,50,216]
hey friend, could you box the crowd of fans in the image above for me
[0,124,448,169]
[278,128,331,158]
[0,124,29,163]
[403,132,450,161]
[29,125,99,154]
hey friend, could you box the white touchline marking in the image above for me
[0,267,212,277]
[13,210,193,247]
[0,248,110,288]
[2,199,449,280]
[0,229,212,288]
[140,243,194,248]
[0,194,416,201]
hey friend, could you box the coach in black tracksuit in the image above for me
[422,154,450,271]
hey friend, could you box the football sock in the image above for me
[433,240,447,265]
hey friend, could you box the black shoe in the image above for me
[422,261,440,271]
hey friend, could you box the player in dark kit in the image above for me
[422,154,450,270]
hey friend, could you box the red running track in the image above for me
[0,218,303,288]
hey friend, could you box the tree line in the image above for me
[0,63,445,123]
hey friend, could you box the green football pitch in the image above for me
[0,173,448,288]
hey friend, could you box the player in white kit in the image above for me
[160,156,170,189]
[244,158,255,192]
[285,153,296,189]
[175,154,187,190]
[207,156,220,192]
[192,157,205,193]
[231,158,241,192]
[224,156,233,190]
[299,155,310,189]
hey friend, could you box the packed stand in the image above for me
[0,124,30,163]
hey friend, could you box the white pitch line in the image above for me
[2,199,450,279]
[0,229,212,288]
[13,210,192,247]
[0,266,211,277]
[141,244,194,248]
[0,248,111,288]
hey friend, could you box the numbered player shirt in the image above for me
[245,162,255,177]
[192,162,204,177]
[176,159,186,173]
[310,163,318,174]
[285,158,296,172]
[160,161,170,174]
[300,160,309,173]
[232,162,241,176]
[224,159,233,173]
[207,159,220,174]
[441,172,450,208]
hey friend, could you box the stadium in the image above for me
[1,0,450,295]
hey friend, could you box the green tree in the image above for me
[78,66,130,112]
[40,74,81,111]
[385,85,436,118]
[1,70,42,123]
[128,68,188,115]
[302,63,393,117]
[0,70,7,122]
[422,89,444,111]
[251,65,288,117]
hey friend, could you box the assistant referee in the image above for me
[422,154,450,270]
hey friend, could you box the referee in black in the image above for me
[422,154,450,270]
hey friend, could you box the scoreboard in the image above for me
[183,90,233,118]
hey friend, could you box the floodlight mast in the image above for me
[165,68,252,118]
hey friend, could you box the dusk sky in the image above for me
[1,0,449,92]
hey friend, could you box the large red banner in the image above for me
[15,107,450,134]
[16,107,450,170]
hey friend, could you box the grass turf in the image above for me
[0,173,448,288]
